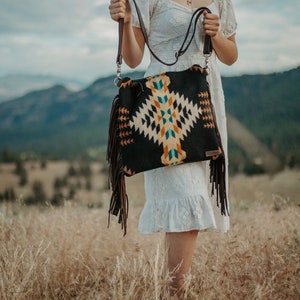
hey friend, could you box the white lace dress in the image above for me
[129,0,237,233]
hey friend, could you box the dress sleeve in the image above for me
[218,0,237,38]
[129,0,157,35]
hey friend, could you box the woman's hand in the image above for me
[203,10,219,37]
[109,0,132,24]
[108,0,144,68]
[202,10,238,65]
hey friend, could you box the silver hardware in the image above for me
[204,54,210,68]
[114,62,122,86]
[204,54,211,74]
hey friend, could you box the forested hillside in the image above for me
[223,66,300,166]
[0,67,299,169]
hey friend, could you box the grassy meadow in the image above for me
[0,161,299,299]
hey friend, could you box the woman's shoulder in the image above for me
[149,0,161,11]
[132,0,159,7]
[213,0,235,9]
[131,0,160,14]
[214,0,237,37]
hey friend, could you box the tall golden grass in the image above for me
[0,162,299,299]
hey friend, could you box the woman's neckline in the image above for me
[168,0,214,11]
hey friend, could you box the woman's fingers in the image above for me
[109,0,131,23]
[109,0,125,21]
[203,11,220,37]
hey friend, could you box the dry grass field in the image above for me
[0,161,299,299]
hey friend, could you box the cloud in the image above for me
[0,0,103,34]
[0,0,299,81]
[0,0,118,80]
[225,0,300,75]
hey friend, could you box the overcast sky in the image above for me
[0,0,299,82]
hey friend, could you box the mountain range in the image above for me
[0,67,299,172]
[0,74,87,103]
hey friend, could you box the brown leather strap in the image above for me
[116,1,212,71]
[116,18,124,67]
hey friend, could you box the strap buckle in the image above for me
[114,62,122,86]
[204,53,211,74]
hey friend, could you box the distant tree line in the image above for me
[0,148,104,207]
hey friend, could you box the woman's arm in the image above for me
[203,11,238,65]
[109,0,145,68]
[121,24,145,68]
[211,33,237,66]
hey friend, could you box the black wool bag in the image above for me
[107,3,229,235]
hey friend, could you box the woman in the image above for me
[109,0,238,297]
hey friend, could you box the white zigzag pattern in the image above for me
[131,91,202,146]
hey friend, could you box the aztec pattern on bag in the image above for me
[107,65,229,235]
[117,65,222,176]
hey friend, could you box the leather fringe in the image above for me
[209,155,230,216]
[107,95,229,234]
[107,95,128,236]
